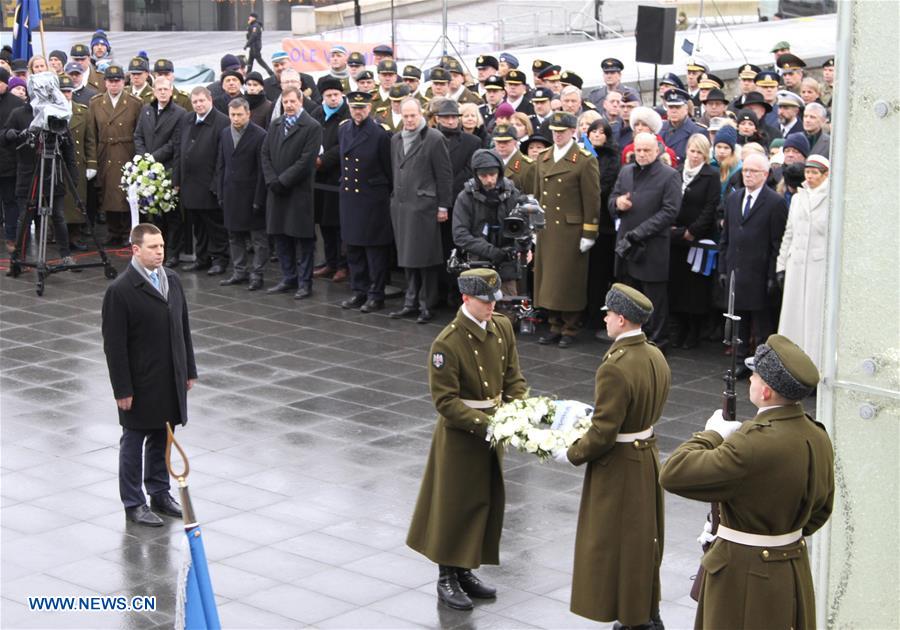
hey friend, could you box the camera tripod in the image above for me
[8,129,117,295]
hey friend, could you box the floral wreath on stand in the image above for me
[120,154,177,218]
[486,396,593,462]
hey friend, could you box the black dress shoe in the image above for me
[125,504,164,527]
[341,294,367,309]
[164,258,180,269]
[558,335,575,348]
[220,275,248,286]
[149,493,182,518]
[360,299,384,313]
[389,306,419,319]
[266,281,297,294]
[248,278,263,291]
[456,568,496,599]
[734,365,752,380]
[437,566,473,611]
[183,261,211,272]
[417,309,433,323]
[538,332,562,345]
[207,264,227,276]
[294,286,312,299]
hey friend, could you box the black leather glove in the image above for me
[614,236,632,258]
[4,128,24,142]
[718,273,728,290]
[776,270,785,291]
[625,230,639,244]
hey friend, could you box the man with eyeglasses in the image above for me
[718,152,789,378]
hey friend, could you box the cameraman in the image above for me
[1,86,77,266]
[452,149,525,296]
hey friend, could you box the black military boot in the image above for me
[437,565,473,610]
[651,609,665,630]
[456,568,496,599]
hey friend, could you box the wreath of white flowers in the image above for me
[120,153,177,216]
[486,396,593,462]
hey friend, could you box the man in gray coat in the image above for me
[261,86,322,299]
[389,97,453,323]
[608,132,682,352]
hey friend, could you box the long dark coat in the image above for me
[338,117,393,246]
[133,99,185,170]
[0,91,23,179]
[261,111,322,238]
[566,333,671,625]
[719,184,788,311]
[390,124,453,268]
[407,311,527,568]
[669,163,719,313]
[216,123,268,233]
[608,159,682,283]
[442,127,481,200]
[101,264,197,431]
[311,101,350,228]
[1,104,76,199]
[173,107,229,210]
[533,142,601,312]
[247,94,272,130]
[659,403,834,630]
[85,91,143,213]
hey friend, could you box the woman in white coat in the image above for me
[776,155,830,370]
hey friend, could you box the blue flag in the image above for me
[12,0,42,61]
[177,526,220,630]
[681,38,694,56]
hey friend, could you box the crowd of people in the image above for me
[0,32,833,369]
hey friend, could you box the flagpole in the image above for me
[39,18,46,59]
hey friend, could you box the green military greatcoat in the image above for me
[64,102,88,225]
[533,142,601,312]
[407,310,527,568]
[567,332,671,624]
[504,150,535,196]
[659,403,834,630]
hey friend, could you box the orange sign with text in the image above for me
[281,39,388,72]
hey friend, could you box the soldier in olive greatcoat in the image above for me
[660,334,834,630]
[533,111,601,347]
[407,268,528,611]
[557,284,671,627]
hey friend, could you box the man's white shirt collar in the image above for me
[615,328,644,341]
[553,139,574,163]
[461,304,487,330]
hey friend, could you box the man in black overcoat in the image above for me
[337,92,393,312]
[311,77,350,282]
[133,77,185,267]
[216,98,268,290]
[101,223,197,527]
[719,152,788,376]
[608,132,682,352]
[261,86,323,299]
[173,86,230,275]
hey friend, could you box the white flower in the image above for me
[524,439,538,453]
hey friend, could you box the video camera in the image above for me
[501,194,545,248]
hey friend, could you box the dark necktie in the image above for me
[743,194,753,217]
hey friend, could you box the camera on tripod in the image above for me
[501,194,545,248]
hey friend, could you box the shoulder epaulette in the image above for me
[584,101,596,110]
[604,347,627,363]
[339,118,351,125]
[521,154,534,163]
[579,147,593,157]
[381,123,392,132]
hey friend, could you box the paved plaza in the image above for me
[0,248,752,629]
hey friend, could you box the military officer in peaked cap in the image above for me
[376,84,410,133]
[473,55,499,98]
[478,75,506,129]
[407,267,528,611]
[503,69,533,116]
[402,65,429,106]
[820,57,834,108]
[445,58,482,105]
[559,283,670,628]
[777,53,807,95]
[730,63,763,112]
[152,59,191,110]
[533,111,601,347]
[685,58,709,107]
[588,57,639,108]
[490,124,535,195]
[371,59,399,113]
[70,43,105,93]
[537,64,563,96]
[660,334,833,630]
[338,91,394,313]
[372,44,393,63]
[531,59,551,87]
[127,57,154,104]
[660,88,706,164]
[498,52,518,77]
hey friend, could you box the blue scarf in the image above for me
[323,100,344,121]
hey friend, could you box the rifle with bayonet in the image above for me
[690,270,741,601]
